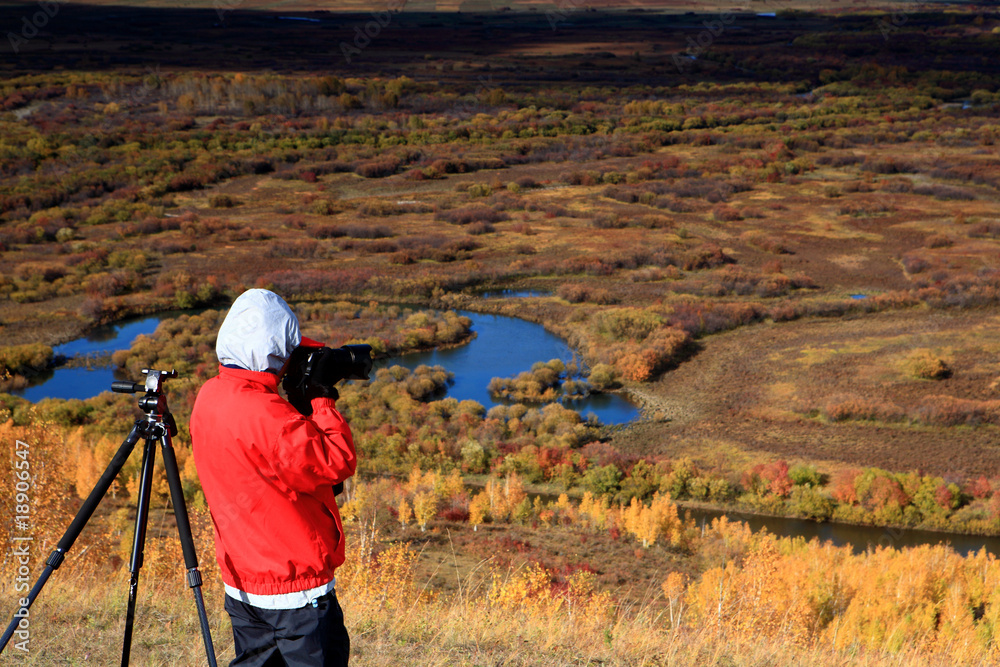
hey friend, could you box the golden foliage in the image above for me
[413,491,438,531]
[397,497,413,528]
[0,415,77,571]
[488,562,614,626]
[469,490,490,529]
[578,491,611,530]
[662,571,687,627]
[681,522,1000,660]
[902,348,952,380]
[618,493,685,548]
[484,473,527,523]
[339,526,423,614]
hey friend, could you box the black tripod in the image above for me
[0,369,217,666]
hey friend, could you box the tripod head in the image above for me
[112,369,178,434]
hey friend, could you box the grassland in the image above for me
[6,3,999,476]
[2,2,1000,664]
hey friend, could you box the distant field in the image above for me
[5,5,1000,664]
[617,308,1000,476]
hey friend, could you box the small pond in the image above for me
[397,311,640,425]
[477,289,552,299]
[11,315,164,402]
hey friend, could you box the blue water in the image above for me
[397,311,640,425]
[478,289,551,299]
[10,316,163,402]
[683,505,1000,558]
[12,309,639,424]
[54,316,163,358]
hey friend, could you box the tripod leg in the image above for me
[158,427,218,667]
[121,436,157,667]
[0,420,146,655]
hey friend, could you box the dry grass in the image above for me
[0,566,233,665]
[6,526,998,667]
[613,309,1000,477]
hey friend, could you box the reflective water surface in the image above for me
[397,311,640,425]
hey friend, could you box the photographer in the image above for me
[191,289,355,667]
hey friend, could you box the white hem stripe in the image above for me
[225,579,336,610]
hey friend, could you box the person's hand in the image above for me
[285,381,338,416]
[305,383,339,403]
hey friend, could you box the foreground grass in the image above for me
[5,518,999,667]
[0,563,981,667]
[1,568,233,665]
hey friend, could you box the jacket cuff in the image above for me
[310,396,337,412]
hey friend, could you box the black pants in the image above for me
[224,590,350,667]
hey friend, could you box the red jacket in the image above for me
[191,365,356,595]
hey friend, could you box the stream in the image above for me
[10,308,998,555]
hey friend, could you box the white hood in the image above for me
[216,289,301,373]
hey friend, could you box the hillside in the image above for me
[2,4,1000,664]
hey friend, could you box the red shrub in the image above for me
[913,395,1000,427]
[822,395,905,423]
[536,447,574,479]
[934,483,959,510]
[355,157,401,178]
[746,461,793,498]
[830,469,861,505]
[436,204,509,226]
[681,243,732,271]
[710,205,742,222]
[861,476,909,513]
[965,476,993,500]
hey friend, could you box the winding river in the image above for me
[681,504,1000,557]
[11,308,1000,555]
[15,309,639,423]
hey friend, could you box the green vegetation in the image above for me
[487,359,597,402]
[0,342,53,391]
[4,4,1000,663]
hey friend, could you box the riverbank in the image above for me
[420,469,1000,555]
[623,384,695,423]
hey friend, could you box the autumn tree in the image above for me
[469,491,490,531]
[413,491,438,532]
[398,497,413,528]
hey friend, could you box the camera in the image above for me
[303,344,374,386]
[282,344,373,414]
